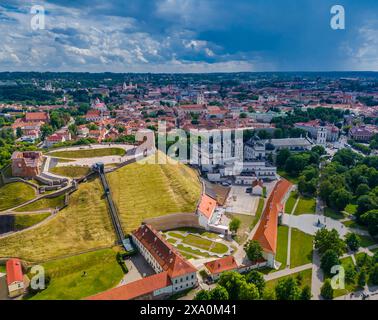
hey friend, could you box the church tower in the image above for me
[317,127,327,145]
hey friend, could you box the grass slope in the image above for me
[15,195,65,212]
[27,248,124,300]
[0,182,36,211]
[49,148,125,159]
[107,160,201,233]
[0,179,115,261]
[14,213,51,231]
[285,191,298,214]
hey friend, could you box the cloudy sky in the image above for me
[0,0,377,73]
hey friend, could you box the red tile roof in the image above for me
[204,256,238,275]
[252,179,292,254]
[87,272,172,300]
[133,224,197,278]
[6,258,23,285]
[198,194,217,219]
[25,112,48,122]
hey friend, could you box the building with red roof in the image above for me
[6,258,24,298]
[252,179,292,268]
[204,256,238,281]
[87,272,172,300]
[88,224,198,300]
[25,112,49,123]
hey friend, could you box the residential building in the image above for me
[25,112,49,123]
[131,224,198,293]
[6,258,24,298]
[294,119,339,142]
[252,179,292,268]
[348,125,377,142]
[197,194,230,235]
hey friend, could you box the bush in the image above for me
[321,279,334,300]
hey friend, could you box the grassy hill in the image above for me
[0,179,115,262]
[0,182,36,211]
[107,159,201,233]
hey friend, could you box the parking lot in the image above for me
[225,185,259,215]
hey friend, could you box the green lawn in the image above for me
[265,268,312,292]
[176,244,210,258]
[49,148,126,159]
[166,232,185,240]
[276,225,289,268]
[0,182,36,211]
[182,234,228,254]
[249,197,265,230]
[173,227,219,239]
[359,235,377,248]
[15,195,65,212]
[294,197,316,215]
[324,207,346,220]
[285,191,298,214]
[107,155,201,233]
[290,228,313,268]
[277,170,300,184]
[26,248,124,300]
[14,213,51,231]
[50,166,91,178]
[0,265,6,273]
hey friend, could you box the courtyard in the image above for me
[163,228,234,260]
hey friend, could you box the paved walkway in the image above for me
[282,213,350,237]
[264,263,312,281]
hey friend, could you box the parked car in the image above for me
[246,187,252,193]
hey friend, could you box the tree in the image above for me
[245,270,265,296]
[209,285,229,300]
[373,251,378,264]
[276,149,291,167]
[194,290,211,300]
[285,154,310,176]
[16,127,22,138]
[41,124,53,140]
[229,217,241,234]
[358,270,367,287]
[238,281,260,300]
[275,277,301,300]
[218,271,245,300]
[244,240,263,263]
[356,195,376,219]
[370,264,378,285]
[345,233,361,251]
[361,210,378,236]
[300,285,312,300]
[321,279,334,300]
[329,188,352,212]
[314,229,346,256]
[321,249,340,275]
[356,184,371,197]
[344,264,357,283]
[312,145,326,156]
